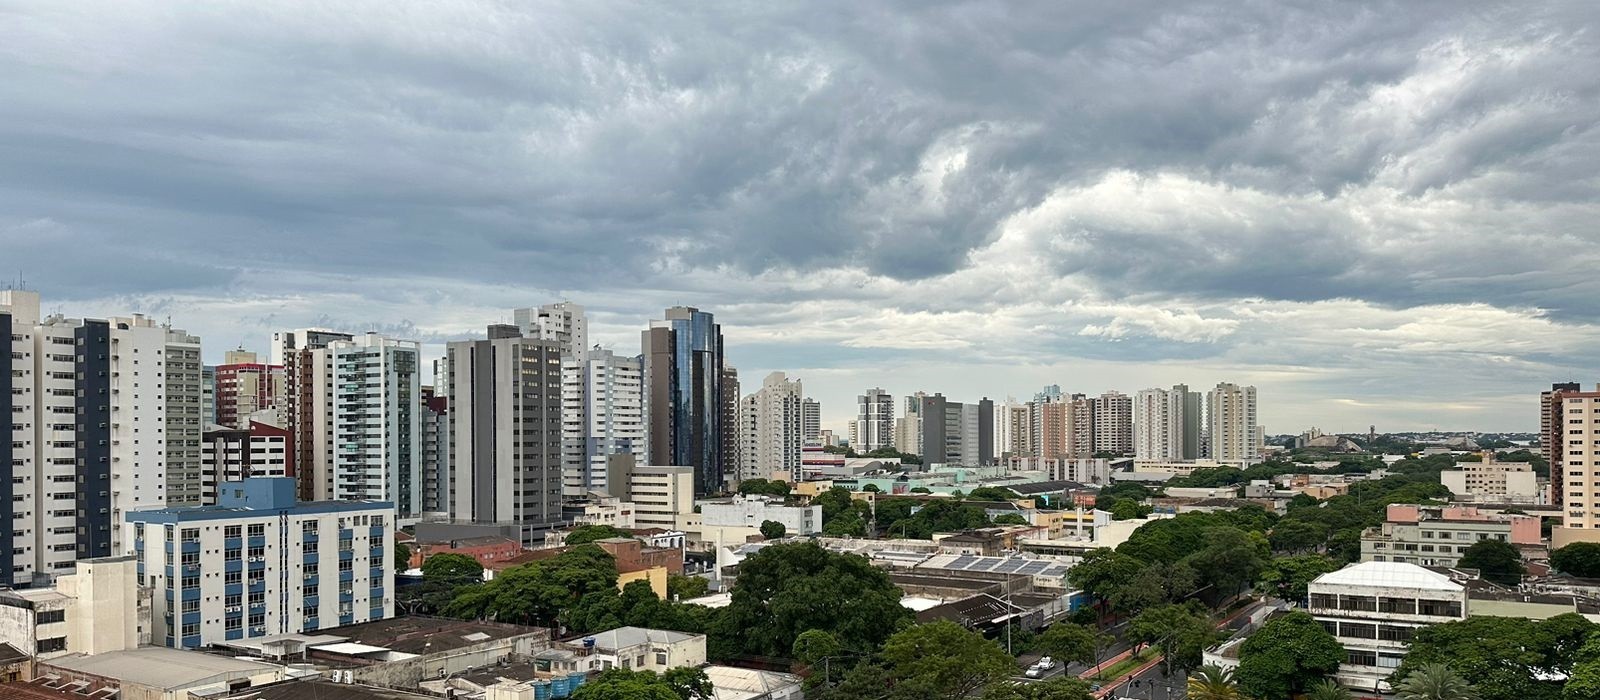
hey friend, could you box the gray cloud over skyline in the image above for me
[3,1,1599,432]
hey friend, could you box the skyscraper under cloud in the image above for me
[642,306,728,495]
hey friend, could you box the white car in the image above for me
[1037,657,1055,670]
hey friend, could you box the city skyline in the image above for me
[7,3,1600,433]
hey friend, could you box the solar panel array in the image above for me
[919,554,1071,579]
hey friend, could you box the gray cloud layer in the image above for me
[3,0,1599,431]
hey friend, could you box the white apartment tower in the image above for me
[1207,382,1262,464]
[854,388,893,453]
[1133,385,1202,461]
[561,346,644,496]
[325,334,423,522]
[739,372,804,482]
[1092,391,1133,456]
[1,291,203,587]
[514,302,588,359]
[894,392,927,455]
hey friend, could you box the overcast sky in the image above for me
[4,1,1598,434]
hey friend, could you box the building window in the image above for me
[1338,595,1377,612]
[36,610,66,624]
[181,623,200,638]
[1347,650,1378,667]
[1378,598,1416,614]
[180,528,199,543]
[248,524,265,537]
[37,637,67,653]
[1378,625,1414,642]
[1418,599,1462,617]
[1340,622,1377,639]
[225,525,242,538]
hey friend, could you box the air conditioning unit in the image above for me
[226,606,240,613]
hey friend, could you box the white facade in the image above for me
[1207,383,1261,464]
[699,495,822,535]
[605,459,696,531]
[1093,391,1132,456]
[1133,385,1200,462]
[561,348,644,496]
[326,334,423,521]
[127,478,394,649]
[739,372,803,482]
[1441,457,1544,504]
[558,627,705,673]
[854,388,893,452]
[1307,562,1467,691]
[514,302,587,360]
[802,398,821,446]
[894,392,926,455]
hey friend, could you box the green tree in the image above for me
[792,629,843,667]
[1185,527,1269,597]
[717,542,911,659]
[1034,623,1104,667]
[738,478,791,497]
[567,524,632,545]
[1237,611,1345,699]
[1067,549,1144,609]
[571,667,705,700]
[1564,633,1600,700]
[1128,604,1218,675]
[967,487,1018,501]
[1551,542,1600,578]
[1395,614,1594,700]
[1308,678,1354,700]
[394,543,412,572]
[876,621,1015,699]
[1110,498,1150,521]
[1269,520,1329,553]
[760,520,787,540]
[444,545,617,628]
[1258,555,1342,603]
[1458,539,1525,585]
[1394,663,1479,700]
[994,513,1029,525]
[1187,665,1244,700]
[863,483,882,493]
[421,552,484,582]
[981,677,1094,700]
[667,574,709,600]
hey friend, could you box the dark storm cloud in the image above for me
[4,0,1600,429]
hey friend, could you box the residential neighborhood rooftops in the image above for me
[574,626,703,650]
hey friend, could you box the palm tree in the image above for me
[1394,663,1478,700]
[1187,665,1244,700]
[1308,679,1353,700]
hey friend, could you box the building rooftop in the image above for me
[915,553,1073,580]
[704,665,801,700]
[234,679,436,700]
[320,616,546,655]
[1313,561,1464,592]
[0,679,94,700]
[1005,481,1089,496]
[44,647,281,690]
[571,626,703,650]
[915,594,1025,626]
[0,643,30,665]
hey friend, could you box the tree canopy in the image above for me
[1552,542,1600,578]
[571,667,712,700]
[1236,611,1345,700]
[716,542,911,659]
[1457,539,1525,585]
[443,545,618,629]
[1394,614,1595,700]
[566,524,633,545]
[421,552,483,581]
[737,478,791,497]
[1128,603,1218,675]
[759,520,787,539]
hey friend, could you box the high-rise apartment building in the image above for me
[1067,394,1096,458]
[994,398,1027,458]
[853,389,893,453]
[1133,385,1202,461]
[446,327,565,544]
[1,291,203,586]
[561,347,644,496]
[802,398,822,446]
[642,307,728,496]
[894,392,927,455]
[739,372,804,482]
[720,367,741,485]
[918,394,995,466]
[1092,391,1133,456]
[1548,385,1600,545]
[323,333,422,522]
[419,386,449,514]
[128,477,393,648]
[514,302,588,359]
[273,329,354,502]
[199,420,292,505]
[1207,382,1261,464]
[212,350,284,429]
[1029,399,1068,461]
[1543,382,1583,462]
